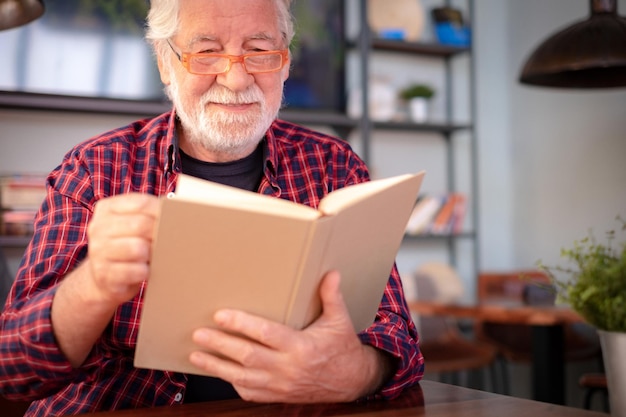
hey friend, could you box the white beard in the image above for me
[166,77,281,158]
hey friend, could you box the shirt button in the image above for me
[174,393,183,402]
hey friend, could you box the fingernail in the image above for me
[193,328,210,343]
[189,351,205,366]
[214,310,231,324]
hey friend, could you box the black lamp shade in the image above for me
[519,0,626,88]
[0,0,44,31]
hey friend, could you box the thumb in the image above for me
[319,270,350,322]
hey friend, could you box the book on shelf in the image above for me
[0,174,47,210]
[0,210,37,236]
[405,192,467,236]
[0,173,47,238]
[450,193,467,234]
[405,194,444,235]
[134,171,425,376]
[430,192,465,235]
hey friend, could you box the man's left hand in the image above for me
[188,270,393,403]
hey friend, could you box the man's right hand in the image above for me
[51,193,160,367]
[85,193,161,305]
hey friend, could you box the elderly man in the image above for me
[0,1,424,415]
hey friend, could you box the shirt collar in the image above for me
[164,109,181,176]
[263,120,279,177]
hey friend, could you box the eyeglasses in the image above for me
[166,40,289,75]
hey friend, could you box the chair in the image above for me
[474,271,602,395]
[579,372,609,411]
[413,263,500,391]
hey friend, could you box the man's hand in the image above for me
[84,193,160,305]
[52,193,160,367]
[188,270,395,403]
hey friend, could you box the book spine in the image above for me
[430,193,458,235]
[283,216,335,329]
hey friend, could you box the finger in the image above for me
[90,214,156,240]
[188,348,303,404]
[189,332,274,386]
[90,195,160,238]
[189,353,274,399]
[95,193,160,217]
[212,309,295,350]
[91,258,150,284]
[192,326,277,367]
[188,349,242,377]
[85,259,148,304]
[318,270,351,322]
[320,270,341,298]
[90,235,151,262]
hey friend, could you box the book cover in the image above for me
[134,171,425,376]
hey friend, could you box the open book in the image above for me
[134,171,425,376]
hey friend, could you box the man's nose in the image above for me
[216,61,254,92]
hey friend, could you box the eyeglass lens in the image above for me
[191,53,283,74]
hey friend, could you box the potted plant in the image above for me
[399,84,435,123]
[538,216,626,415]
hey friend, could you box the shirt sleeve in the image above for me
[0,159,94,399]
[358,264,425,400]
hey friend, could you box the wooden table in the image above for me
[84,380,604,417]
[408,300,586,405]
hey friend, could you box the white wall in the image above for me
[474,0,514,270]
[0,110,140,173]
[477,0,626,276]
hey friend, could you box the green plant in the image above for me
[399,84,435,100]
[537,216,626,332]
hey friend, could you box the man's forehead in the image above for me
[177,2,282,47]
[187,32,277,45]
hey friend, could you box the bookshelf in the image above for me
[352,0,479,288]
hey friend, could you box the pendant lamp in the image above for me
[519,0,626,88]
[0,0,44,31]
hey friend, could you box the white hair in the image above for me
[145,0,295,61]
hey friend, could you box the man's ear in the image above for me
[157,52,171,86]
[280,56,290,83]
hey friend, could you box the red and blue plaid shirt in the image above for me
[0,110,424,416]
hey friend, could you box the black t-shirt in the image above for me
[179,143,263,402]
[179,144,264,192]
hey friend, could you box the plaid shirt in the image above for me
[0,110,424,416]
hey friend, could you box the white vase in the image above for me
[409,98,429,123]
[598,330,626,416]
[347,78,397,122]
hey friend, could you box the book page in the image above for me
[174,174,320,220]
[318,172,425,216]
[317,171,425,332]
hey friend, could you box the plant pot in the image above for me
[408,98,429,123]
[598,330,626,416]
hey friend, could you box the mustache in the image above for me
[201,85,264,105]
